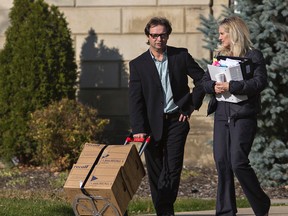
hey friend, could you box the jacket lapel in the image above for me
[167,46,175,82]
[143,50,161,86]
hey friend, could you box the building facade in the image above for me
[0,0,229,166]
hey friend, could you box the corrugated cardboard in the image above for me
[64,165,131,215]
[77,144,145,194]
[64,144,145,216]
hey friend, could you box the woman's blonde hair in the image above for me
[216,16,253,57]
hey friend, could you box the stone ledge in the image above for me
[76,0,156,6]
[159,0,210,5]
[45,0,75,7]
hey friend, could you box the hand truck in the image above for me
[72,134,151,216]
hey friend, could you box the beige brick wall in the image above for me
[214,0,229,17]
[0,37,5,49]
[61,8,122,34]
[122,7,185,33]
[0,3,10,36]
[0,0,13,9]
[0,0,229,166]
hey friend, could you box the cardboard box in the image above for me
[64,165,131,215]
[77,144,145,194]
[64,144,145,216]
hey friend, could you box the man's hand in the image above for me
[179,114,190,122]
[133,133,147,138]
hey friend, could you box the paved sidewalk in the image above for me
[175,199,288,216]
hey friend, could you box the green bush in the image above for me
[28,99,109,170]
[0,0,77,164]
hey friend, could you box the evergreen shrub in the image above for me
[0,0,77,164]
[239,0,288,187]
[28,98,109,170]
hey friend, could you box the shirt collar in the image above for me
[150,49,167,61]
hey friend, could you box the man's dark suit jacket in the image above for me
[129,46,205,141]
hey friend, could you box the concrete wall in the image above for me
[0,0,229,167]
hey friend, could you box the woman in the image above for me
[202,16,270,216]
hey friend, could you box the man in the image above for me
[129,17,205,216]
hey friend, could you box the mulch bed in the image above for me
[1,166,287,200]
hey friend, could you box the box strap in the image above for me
[80,144,108,197]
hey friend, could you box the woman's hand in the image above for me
[214,82,229,94]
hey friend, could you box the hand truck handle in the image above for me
[124,134,151,156]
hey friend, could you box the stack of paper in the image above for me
[219,58,241,67]
[207,59,248,103]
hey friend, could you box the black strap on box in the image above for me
[80,144,108,197]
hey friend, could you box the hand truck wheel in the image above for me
[72,194,120,216]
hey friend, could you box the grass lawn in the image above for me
[0,195,251,216]
[0,167,260,215]
[0,197,74,216]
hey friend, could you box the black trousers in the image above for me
[213,117,270,216]
[144,117,189,216]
